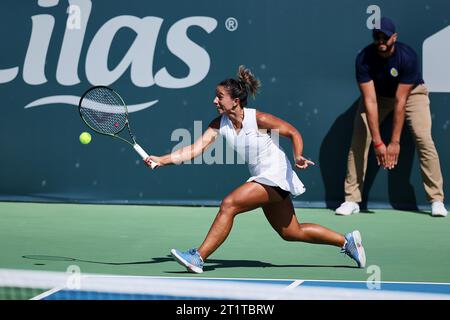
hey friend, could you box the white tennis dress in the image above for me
[219,108,306,197]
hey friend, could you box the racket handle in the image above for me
[133,144,158,169]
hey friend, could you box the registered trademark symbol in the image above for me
[225,17,238,31]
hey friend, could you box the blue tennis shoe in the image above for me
[341,230,366,268]
[171,248,204,274]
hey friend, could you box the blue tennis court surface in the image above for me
[301,280,450,295]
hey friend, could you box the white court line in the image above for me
[293,279,450,286]
[266,280,305,299]
[285,280,304,290]
[30,287,63,300]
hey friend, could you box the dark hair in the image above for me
[219,65,261,107]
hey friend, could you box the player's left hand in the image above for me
[295,156,315,169]
[385,141,400,170]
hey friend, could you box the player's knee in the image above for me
[278,229,298,241]
[219,197,237,216]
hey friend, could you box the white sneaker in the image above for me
[335,201,360,216]
[431,201,448,217]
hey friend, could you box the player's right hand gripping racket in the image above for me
[78,86,158,169]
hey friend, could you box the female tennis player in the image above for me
[145,66,366,273]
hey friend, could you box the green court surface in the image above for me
[0,201,449,283]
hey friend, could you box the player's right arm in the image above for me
[144,117,221,167]
[359,81,387,168]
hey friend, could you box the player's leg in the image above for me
[197,182,282,260]
[170,182,282,273]
[263,197,344,246]
[405,85,446,216]
[264,198,366,267]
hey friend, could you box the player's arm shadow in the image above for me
[319,98,421,212]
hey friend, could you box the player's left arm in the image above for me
[256,111,314,169]
[145,117,220,167]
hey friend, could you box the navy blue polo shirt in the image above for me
[355,42,424,97]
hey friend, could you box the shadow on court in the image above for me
[319,98,427,213]
[191,259,358,272]
[22,255,171,266]
[23,255,358,271]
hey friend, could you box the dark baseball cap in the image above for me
[373,17,396,37]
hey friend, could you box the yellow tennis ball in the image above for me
[79,132,92,144]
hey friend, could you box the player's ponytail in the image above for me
[237,65,261,98]
[219,65,261,107]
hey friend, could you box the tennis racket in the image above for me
[78,86,158,169]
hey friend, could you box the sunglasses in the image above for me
[372,31,391,42]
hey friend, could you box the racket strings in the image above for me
[80,87,127,135]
